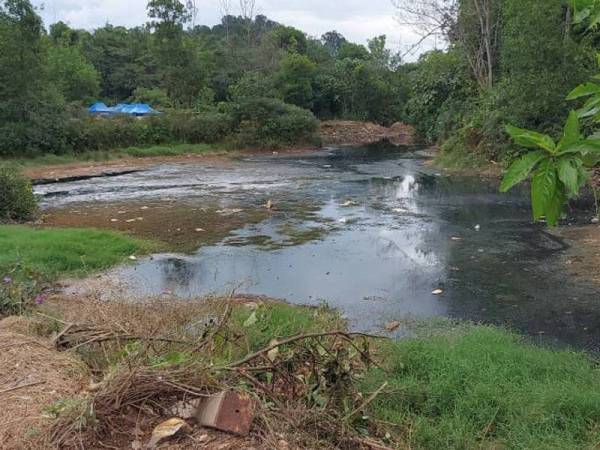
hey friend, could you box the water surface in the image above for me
[38,142,600,350]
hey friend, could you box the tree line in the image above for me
[0,0,409,156]
[395,0,600,224]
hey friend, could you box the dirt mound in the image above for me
[320,120,414,146]
[0,330,89,449]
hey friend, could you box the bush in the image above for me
[405,50,474,143]
[4,100,316,156]
[166,110,233,144]
[66,116,172,152]
[231,97,319,148]
[0,167,37,222]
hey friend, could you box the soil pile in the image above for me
[320,120,414,146]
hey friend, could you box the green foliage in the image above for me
[232,302,344,350]
[270,25,308,54]
[82,25,156,101]
[167,110,233,143]
[0,166,37,222]
[501,113,597,225]
[0,265,46,317]
[413,0,594,166]
[228,72,277,102]
[365,326,600,449]
[277,53,316,109]
[0,225,155,281]
[0,0,411,157]
[406,50,474,142]
[47,45,100,102]
[131,87,172,108]
[231,97,319,148]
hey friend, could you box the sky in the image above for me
[34,0,440,60]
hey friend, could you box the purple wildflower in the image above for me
[3,277,12,285]
[34,294,48,305]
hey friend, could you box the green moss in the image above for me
[364,326,600,449]
[0,225,155,280]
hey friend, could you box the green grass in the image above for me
[9,143,226,168]
[434,143,492,172]
[232,301,345,350]
[0,225,155,280]
[364,326,600,449]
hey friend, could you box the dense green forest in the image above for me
[400,0,600,163]
[2,0,600,167]
[0,0,409,156]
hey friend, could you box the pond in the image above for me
[37,142,600,351]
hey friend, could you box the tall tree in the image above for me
[321,31,346,58]
[0,0,45,122]
[147,0,204,106]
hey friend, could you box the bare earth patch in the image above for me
[319,120,414,146]
[41,201,271,253]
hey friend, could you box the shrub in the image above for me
[66,116,172,152]
[0,167,37,222]
[0,265,47,317]
[231,97,319,148]
[166,110,233,144]
[131,87,173,108]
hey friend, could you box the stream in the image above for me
[37,142,600,351]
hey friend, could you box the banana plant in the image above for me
[500,112,600,225]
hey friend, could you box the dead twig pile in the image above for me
[36,297,393,449]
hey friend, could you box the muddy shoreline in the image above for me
[25,121,415,184]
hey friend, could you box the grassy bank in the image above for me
[433,140,502,177]
[0,225,155,280]
[365,325,600,449]
[9,294,600,448]
[7,143,227,169]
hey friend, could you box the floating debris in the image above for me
[385,320,401,332]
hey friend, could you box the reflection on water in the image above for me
[45,142,600,350]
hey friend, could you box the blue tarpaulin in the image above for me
[88,102,112,114]
[88,102,161,116]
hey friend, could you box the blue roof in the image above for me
[88,102,161,116]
